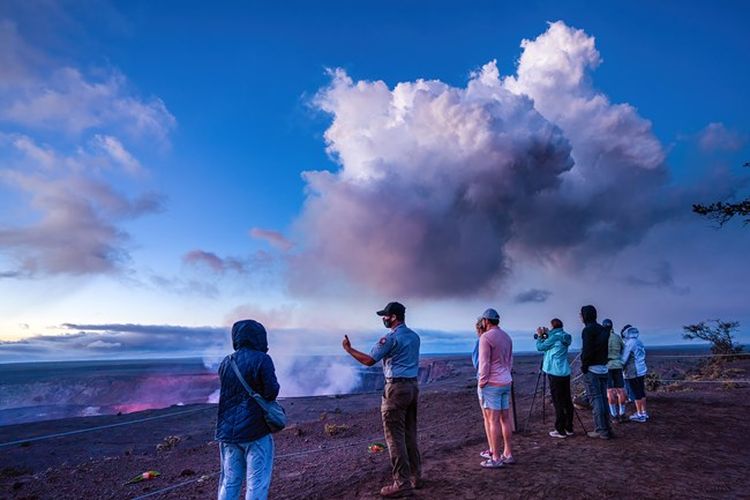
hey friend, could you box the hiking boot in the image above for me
[549,430,567,439]
[380,482,414,498]
[411,477,424,490]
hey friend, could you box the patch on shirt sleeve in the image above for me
[379,337,387,345]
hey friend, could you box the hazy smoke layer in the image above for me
[291,21,672,298]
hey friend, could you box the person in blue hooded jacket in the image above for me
[216,319,280,500]
[536,318,574,438]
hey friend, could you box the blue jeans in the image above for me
[218,434,274,500]
[584,372,612,436]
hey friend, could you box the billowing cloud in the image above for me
[514,288,552,304]
[697,122,746,152]
[249,227,294,252]
[290,21,674,298]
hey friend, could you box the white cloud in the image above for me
[289,21,676,298]
[92,134,142,175]
[249,227,294,252]
[87,339,122,349]
[0,169,163,275]
[0,28,176,143]
[697,122,746,152]
[0,21,173,277]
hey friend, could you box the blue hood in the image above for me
[232,320,268,352]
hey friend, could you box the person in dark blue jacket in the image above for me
[216,319,280,500]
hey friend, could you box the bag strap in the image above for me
[230,355,262,400]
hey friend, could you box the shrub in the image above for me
[682,320,743,357]
[645,373,660,392]
[324,423,350,437]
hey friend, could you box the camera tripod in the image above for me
[522,358,587,435]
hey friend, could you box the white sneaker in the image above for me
[549,430,567,439]
[565,430,575,436]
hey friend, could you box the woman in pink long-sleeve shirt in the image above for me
[476,308,514,468]
[478,326,513,387]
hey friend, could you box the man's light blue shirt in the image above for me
[369,323,420,378]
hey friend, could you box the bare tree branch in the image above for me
[693,162,750,226]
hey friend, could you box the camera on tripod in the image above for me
[533,326,549,340]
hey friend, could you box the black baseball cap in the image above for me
[376,301,406,317]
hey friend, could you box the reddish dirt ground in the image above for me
[2,355,749,499]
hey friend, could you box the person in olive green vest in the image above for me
[604,319,627,423]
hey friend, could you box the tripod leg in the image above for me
[542,373,547,425]
[523,370,543,434]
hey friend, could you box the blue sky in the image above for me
[0,1,748,361]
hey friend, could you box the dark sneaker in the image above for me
[380,483,414,498]
[587,431,612,439]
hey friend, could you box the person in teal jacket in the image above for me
[535,318,574,438]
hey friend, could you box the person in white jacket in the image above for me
[621,326,648,422]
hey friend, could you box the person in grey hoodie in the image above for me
[536,318,574,438]
[621,325,649,422]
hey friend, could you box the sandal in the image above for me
[480,458,504,468]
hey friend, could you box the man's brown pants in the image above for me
[381,379,421,486]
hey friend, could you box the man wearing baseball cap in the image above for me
[342,301,422,498]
